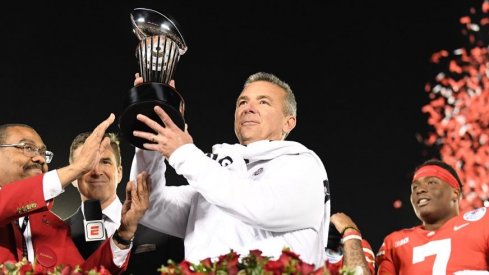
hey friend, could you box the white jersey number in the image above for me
[412,239,451,274]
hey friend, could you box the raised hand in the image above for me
[133,106,193,158]
[116,171,151,247]
[58,113,115,187]
[330,212,359,234]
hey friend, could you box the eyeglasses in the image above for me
[0,142,54,163]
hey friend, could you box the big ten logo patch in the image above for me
[206,153,234,167]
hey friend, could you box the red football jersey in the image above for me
[326,239,376,275]
[376,207,489,274]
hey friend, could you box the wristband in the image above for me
[341,226,360,235]
[343,230,362,239]
[341,234,362,244]
[113,230,133,246]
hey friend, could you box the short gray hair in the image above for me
[244,72,297,117]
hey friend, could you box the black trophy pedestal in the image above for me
[119,82,185,149]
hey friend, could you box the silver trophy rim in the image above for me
[131,7,188,55]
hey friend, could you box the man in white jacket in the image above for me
[130,72,330,267]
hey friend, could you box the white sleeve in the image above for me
[169,144,326,232]
[42,170,64,201]
[109,238,131,267]
[140,185,196,238]
[130,147,194,238]
[129,148,167,182]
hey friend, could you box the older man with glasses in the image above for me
[0,116,151,274]
[0,143,54,163]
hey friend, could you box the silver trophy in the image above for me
[119,8,188,149]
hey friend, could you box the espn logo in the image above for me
[84,220,106,242]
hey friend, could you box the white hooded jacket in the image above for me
[130,140,330,267]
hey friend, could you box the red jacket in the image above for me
[0,174,129,274]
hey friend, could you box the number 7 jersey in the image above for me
[376,207,489,274]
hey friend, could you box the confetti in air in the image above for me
[393,199,402,209]
[423,0,489,212]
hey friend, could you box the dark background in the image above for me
[1,0,474,253]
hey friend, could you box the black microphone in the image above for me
[83,199,106,242]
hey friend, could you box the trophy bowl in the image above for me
[119,8,187,149]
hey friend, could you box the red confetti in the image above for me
[460,16,472,24]
[483,0,489,13]
[431,50,450,63]
[422,0,489,212]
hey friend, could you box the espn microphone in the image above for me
[83,199,106,242]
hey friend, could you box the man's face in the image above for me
[0,126,49,187]
[72,144,122,208]
[234,81,296,145]
[410,176,458,224]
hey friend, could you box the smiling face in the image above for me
[72,144,122,210]
[410,175,460,228]
[234,80,296,145]
[0,126,49,187]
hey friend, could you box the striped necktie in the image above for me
[15,216,29,260]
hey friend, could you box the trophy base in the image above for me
[119,82,185,149]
